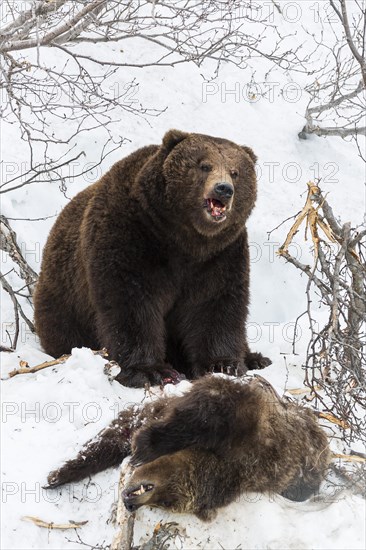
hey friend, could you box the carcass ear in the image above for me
[162,129,189,152]
[242,146,257,164]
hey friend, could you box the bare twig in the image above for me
[0,215,38,292]
[330,462,366,498]
[22,516,88,530]
[0,271,35,348]
[4,349,108,379]
[332,453,366,463]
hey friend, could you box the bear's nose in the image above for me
[123,500,138,513]
[214,182,234,198]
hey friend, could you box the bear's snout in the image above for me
[122,481,155,512]
[214,182,234,199]
[124,500,138,513]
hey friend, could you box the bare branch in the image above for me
[0,215,38,292]
[2,1,108,53]
[277,182,366,445]
[0,1,68,40]
[0,271,35,348]
[306,81,364,117]
[5,349,108,379]
[338,0,366,85]
[300,1,366,145]
[304,125,366,138]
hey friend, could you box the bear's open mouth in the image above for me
[204,198,227,221]
[127,483,154,497]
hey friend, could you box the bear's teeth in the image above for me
[130,483,153,496]
[205,198,226,217]
[212,205,226,217]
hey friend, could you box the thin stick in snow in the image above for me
[22,516,88,530]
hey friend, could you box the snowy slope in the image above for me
[2,349,365,550]
[1,2,365,549]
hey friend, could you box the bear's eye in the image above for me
[161,500,173,508]
[200,163,212,173]
[231,169,239,178]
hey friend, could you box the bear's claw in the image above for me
[115,363,185,388]
[44,470,62,489]
[209,360,247,377]
[245,352,272,370]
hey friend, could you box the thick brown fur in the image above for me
[46,376,331,520]
[34,130,270,387]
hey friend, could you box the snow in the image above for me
[1,348,141,549]
[132,490,365,550]
[1,1,365,549]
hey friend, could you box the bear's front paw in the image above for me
[208,359,247,377]
[245,352,272,370]
[45,468,66,489]
[115,363,185,388]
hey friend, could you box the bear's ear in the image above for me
[241,146,257,164]
[162,129,189,152]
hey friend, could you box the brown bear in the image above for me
[46,376,331,520]
[34,130,271,387]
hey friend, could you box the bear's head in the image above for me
[161,129,257,237]
[136,130,258,245]
[122,449,205,517]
